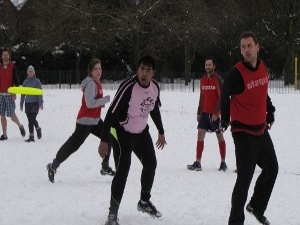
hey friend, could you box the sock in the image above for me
[196,141,204,161]
[219,140,226,161]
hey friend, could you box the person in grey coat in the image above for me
[20,65,43,142]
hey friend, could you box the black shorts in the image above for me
[197,112,221,133]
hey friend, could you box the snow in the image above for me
[0,88,299,225]
[10,0,26,10]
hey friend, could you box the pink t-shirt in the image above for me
[118,82,158,133]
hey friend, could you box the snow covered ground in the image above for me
[0,88,299,225]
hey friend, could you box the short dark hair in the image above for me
[205,56,215,65]
[239,31,259,44]
[138,55,156,70]
[87,58,101,76]
[1,48,11,54]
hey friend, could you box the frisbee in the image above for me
[8,87,43,96]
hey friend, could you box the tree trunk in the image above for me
[284,16,296,86]
[76,50,82,84]
[184,36,191,85]
[132,31,139,70]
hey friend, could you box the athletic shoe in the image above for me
[25,135,35,143]
[104,214,120,225]
[187,161,202,171]
[0,135,8,140]
[46,163,56,183]
[100,166,115,176]
[218,162,227,172]
[19,125,26,137]
[137,200,162,218]
[246,203,270,225]
[36,127,42,139]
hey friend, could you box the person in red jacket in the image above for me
[0,48,26,140]
[221,31,278,225]
[46,58,114,183]
[187,57,227,172]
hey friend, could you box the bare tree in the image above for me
[236,0,300,85]
[151,0,242,84]
[30,0,112,82]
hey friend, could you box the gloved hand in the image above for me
[99,95,110,106]
[220,120,230,131]
[266,112,274,129]
[103,95,110,103]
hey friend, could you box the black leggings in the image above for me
[109,125,157,215]
[25,102,40,134]
[53,119,111,168]
[26,112,39,134]
[228,130,278,225]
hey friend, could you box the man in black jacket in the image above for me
[221,31,278,225]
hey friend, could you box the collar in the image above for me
[242,59,261,71]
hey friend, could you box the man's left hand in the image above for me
[156,134,167,150]
[266,113,275,129]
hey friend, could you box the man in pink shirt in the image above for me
[99,55,167,225]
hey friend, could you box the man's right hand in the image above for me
[220,120,230,131]
[98,141,108,159]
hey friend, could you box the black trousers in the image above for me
[109,125,157,215]
[25,102,40,135]
[53,119,111,168]
[228,130,278,225]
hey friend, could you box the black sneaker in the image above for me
[104,214,120,225]
[0,134,8,140]
[187,161,202,171]
[246,203,270,225]
[101,166,115,176]
[137,200,162,218]
[19,125,26,137]
[25,135,35,143]
[46,163,56,183]
[36,127,42,139]
[218,162,227,172]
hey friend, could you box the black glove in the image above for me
[266,113,274,128]
[220,120,230,131]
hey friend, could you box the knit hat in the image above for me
[27,65,35,73]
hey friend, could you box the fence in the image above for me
[19,70,300,94]
[41,79,300,94]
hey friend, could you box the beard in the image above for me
[3,59,9,65]
[206,69,214,76]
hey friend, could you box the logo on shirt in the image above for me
[202,85,216,90]
[140,97,155,117]
[246,76,268,89]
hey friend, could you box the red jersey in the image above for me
[76,77,104,125]
[0,62,15,93]
[230,61,268,125]
[197,73,222,115]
